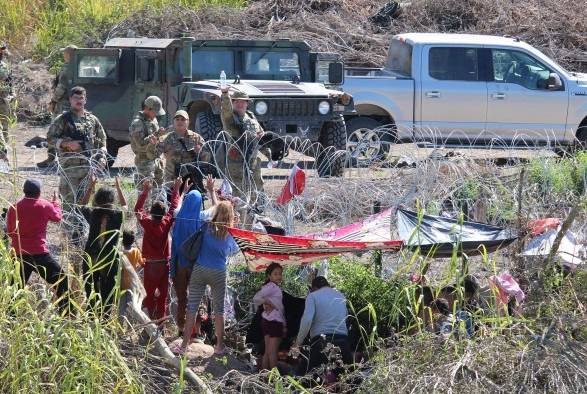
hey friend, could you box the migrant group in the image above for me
[2,44,354,374]
[4,173,352,375]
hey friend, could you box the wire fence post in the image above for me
[373,200,382,278]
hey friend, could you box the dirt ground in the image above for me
[1,122,555,197]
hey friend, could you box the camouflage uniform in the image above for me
[47,110,107,204]
[42,63,71,164]
[0,58,14,156]
[156,127,206,185]
[50,64,70,118]
[129,111,164,188]
[220,91,265,205]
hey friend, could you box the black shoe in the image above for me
[37,158,55,168]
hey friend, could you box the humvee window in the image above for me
[192,50,234,77]
[78,55,118,79]
[244,51,300,79]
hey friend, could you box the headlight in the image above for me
[318,101,330,115]
[255,101,268,115]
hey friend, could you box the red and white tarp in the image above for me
[228,209,402,272]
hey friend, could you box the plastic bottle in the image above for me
[220,70,227,90]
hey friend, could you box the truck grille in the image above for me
[264,99,322,117]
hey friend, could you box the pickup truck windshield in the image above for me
[244,50,300,80]
[386,39,412,77]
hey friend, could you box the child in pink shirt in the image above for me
[253,263,286,370]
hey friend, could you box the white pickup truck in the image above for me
[342,33,587,160]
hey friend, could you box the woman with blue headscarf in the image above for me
[171,189,203,336]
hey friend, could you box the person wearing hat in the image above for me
[47,85,107,205]
[6,178,70,314]
[149,109,208,188]
[38,44,78,168]
[219,86,267,223]
[0,42,14,162]
[129,95,166,191]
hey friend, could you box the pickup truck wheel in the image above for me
[576,124,587,150]
[317,119,347,177]
[346,117,395,163]
[106,136,124,168]
[194,110,223,142]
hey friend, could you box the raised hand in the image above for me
[204,174,215,191]
[183,177,193,193]
[142,179,152,191]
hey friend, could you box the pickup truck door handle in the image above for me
[492,92,506,100]
[425,91,441,98]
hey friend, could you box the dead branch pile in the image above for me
[108,0,587,70]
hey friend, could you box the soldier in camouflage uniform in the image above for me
[38,45,77,168]
[0,43,14,162]
[47,86,107,205]
[129,96,165,191]
[219,87,266,213]
[151,110,207,187]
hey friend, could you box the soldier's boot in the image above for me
[37,147,56,168]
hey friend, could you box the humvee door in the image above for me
[133,49,168,125]
[72,48,133,139]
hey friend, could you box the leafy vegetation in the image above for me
[0,0,244,68]
[0,246,141,393]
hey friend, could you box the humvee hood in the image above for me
[190,80,339,97]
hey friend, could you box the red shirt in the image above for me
[6,197,62,255]
[135,185,179,261]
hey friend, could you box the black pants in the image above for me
[83,255,119,315]
[297,334,353,376]
[18,253,70,314]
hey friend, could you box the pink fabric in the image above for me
[6,197,62,255]
[252,282,285,323]
[489,272,525,304]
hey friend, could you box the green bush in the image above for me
[529,153,587,196]
[328,257,412,340]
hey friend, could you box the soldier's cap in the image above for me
[174,110,189,120]
[60,44,78,53]
[230,91,251,101]
[144,96,166,116]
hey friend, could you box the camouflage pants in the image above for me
[59,164,90,206]
[0,98,12,153]
[134,158,163,185]
[226,158,264,226]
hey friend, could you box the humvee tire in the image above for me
[317,119,347,177]
[194,110,222,142]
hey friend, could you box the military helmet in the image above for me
[230,91,251,101]
[144,96,166,116]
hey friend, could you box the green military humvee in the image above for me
[65,36,354,176]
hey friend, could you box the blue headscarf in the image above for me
[170,190,202,277]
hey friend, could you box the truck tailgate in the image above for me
[342,76,415,139]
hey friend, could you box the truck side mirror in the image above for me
[547,73,563,90]
[328,62,344,85]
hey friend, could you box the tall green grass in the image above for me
[0,245,141,392]
[1,0,245,67]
